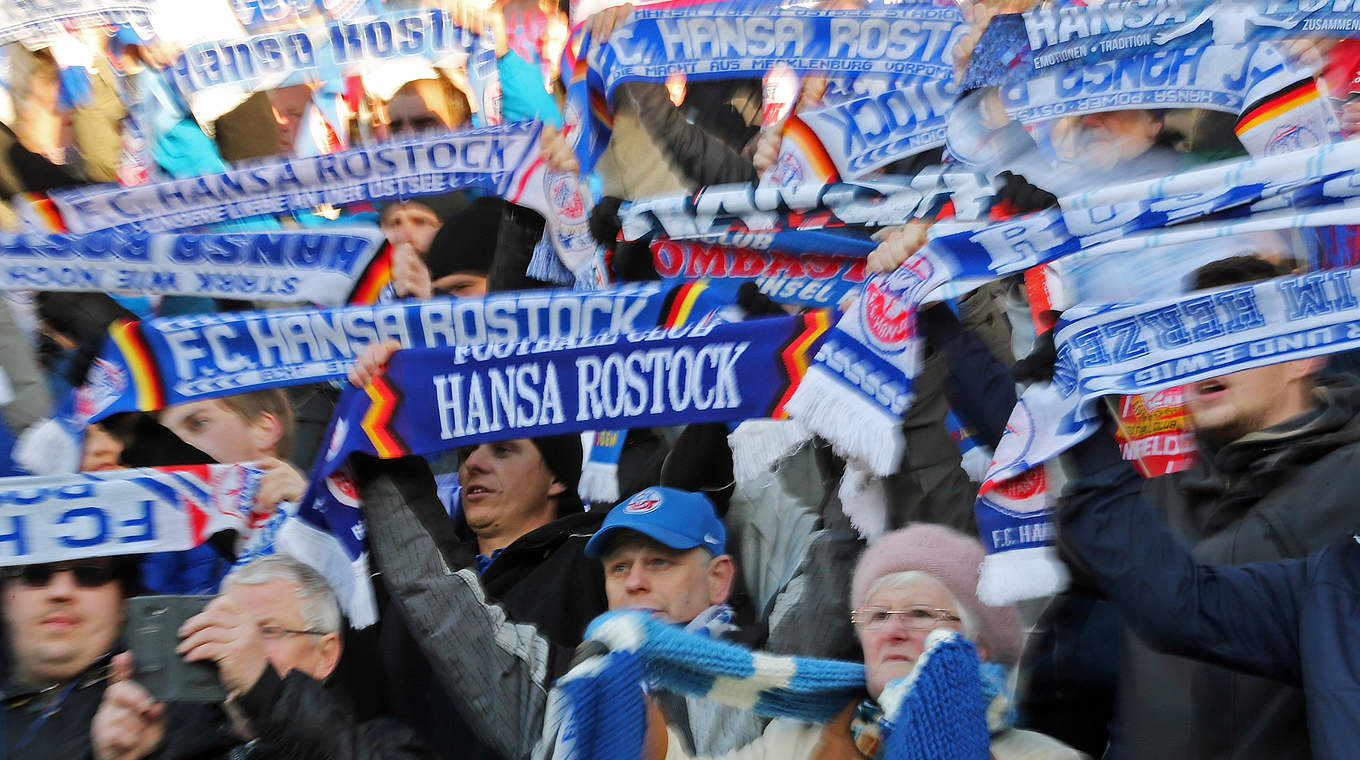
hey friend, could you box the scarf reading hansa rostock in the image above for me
[786,139,1360,477]
[79,281,724,421]
[563,2,966,173]
[318,310,833,475]
[0,228,388,305]
[30,121,604,285]
[169,8,502,128]
[975,265,1360,605]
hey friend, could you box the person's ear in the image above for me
[707,554,735,606]
[249,413,283,458]
[1288,355,1326,382]
[546,476,567,498]
[313,633,342,682]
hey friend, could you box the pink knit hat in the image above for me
[850,523,1023,666]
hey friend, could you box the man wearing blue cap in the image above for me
[586,487,736,631]
[352,456,767,760]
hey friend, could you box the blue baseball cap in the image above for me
[585,487,727,558]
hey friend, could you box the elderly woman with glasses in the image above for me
[646,523,1082,760]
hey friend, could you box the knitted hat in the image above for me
[851,523,1022,666]
[426,196,504,279]
[529,433,584,515]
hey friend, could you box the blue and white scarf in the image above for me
[81,282,705,420]
[977,266,1360,603]
[537,613,989,760]
[318,311,832,474]
[0,0,154,47]
[566,2,966,172]
[0,229,386,305]
[1022,0,1360,71]
[169,9,492,124]
[36,121,604,285]
[0,464,266,567]
[619,174,995,256]
[788,139,1360,476]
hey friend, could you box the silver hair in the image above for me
[223,554,342,634]
[861,570,979,641]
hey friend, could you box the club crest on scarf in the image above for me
[325,470,360,509]
[547,171,588,223]
[859,256,936,356]
[76,358,128,422]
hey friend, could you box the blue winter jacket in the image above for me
[1057,430,1360,760]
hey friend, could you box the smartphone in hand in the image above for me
[124,595,227,703]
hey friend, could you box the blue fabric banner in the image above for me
[0,228,385,304]
[81,282,721,419]
[1022,0,1360,70]
[320,312,832,472]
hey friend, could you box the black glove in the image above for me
[588,196,625,247]
[1012,329,1058,384]
[996,171,1059,214]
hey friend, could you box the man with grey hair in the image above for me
[90,554,433,760]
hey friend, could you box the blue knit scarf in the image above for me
[536,611,992,760]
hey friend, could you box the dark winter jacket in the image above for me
[1058,427,1360,760]
[2,655,111,759]
[356,455,607,760]
[1111,376,1360,760]
[157,665,431,760]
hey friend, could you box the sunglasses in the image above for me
[3,561,118,588]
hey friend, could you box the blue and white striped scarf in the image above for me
[537,611,991,760]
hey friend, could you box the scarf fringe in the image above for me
[728,419,811,483]
[837,465,889,541]
[786,367,905,477]
[14,417,81,476]
[578,460,621,504]
[976,546,1070,606]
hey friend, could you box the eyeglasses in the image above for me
[2,562,117,588]
[258,624,328,640]
[850,605,962,631]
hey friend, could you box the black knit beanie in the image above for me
[529,433,584,516]
[427,196,505,280]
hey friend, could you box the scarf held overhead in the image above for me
[81,281,713,419]
[320,311,832,474]
[0,464,266,566]
[0,228,386,304]
[976,265,1360,605]
[171,8,475,98]
[1022,0,1360,70]
[786,139,1360,476]
[565,2,966,172]
[34,121,602,281]
[1,1,153,47]
[618,173,995,257]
